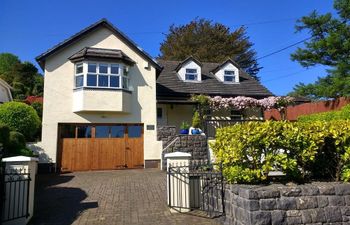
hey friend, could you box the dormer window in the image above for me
[185,68,198,81]
[75,62,129,90]
[224,70,235,82]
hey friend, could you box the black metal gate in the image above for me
[167,161,225,218]
[0,167,31,224]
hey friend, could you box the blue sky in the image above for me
[0,0,335,95]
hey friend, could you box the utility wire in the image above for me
[262,66,321,83]
[257,36,312,60]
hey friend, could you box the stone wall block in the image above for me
[335,184,350,196]
[271,210,287,225]
[317,196,329,208]
[301,185,320,196]
[238,188,258,200]
[260,199,277,210]
[281,187,302,197]
[328,196,345,206]
[257,189,280,199]
[244,199,260,211]
[324,207,343,223]
[297,196,318,209]
[277,197,297,210]
[248,211,271,225]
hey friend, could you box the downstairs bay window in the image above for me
[74,62,130,90]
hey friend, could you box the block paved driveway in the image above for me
[29,169,220,225]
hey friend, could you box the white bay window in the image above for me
[74,62,130,90]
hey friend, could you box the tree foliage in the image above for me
[289,0,350,99]
[0,53,43,99]
[0,102,40,140]
[159,18,261,80]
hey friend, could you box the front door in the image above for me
[59,124,144,172]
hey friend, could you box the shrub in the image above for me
[211,120,350,184]
[192,111,201,128]
[298,104,350,122]
[31,101,43,119]
[0,102,40,139]
[7,131,26,151]
[0,123,10,145]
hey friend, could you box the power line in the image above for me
[262,66,320,83]
[257,36,312,60]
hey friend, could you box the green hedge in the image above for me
[0,102,40,139]
[298,104,350,122]
[211,120,350,184]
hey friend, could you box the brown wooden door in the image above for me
[125,125,144,168]
[60,124,144,172]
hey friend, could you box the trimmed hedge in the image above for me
[0,102,40,139]
[298,104,350,122]
[211,120,350,184]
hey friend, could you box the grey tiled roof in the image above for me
[156,59,273,99]
[68,47,135,65]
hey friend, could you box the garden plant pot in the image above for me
[180,129,189,134]
[191,129,201,135]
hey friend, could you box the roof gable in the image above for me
[36,18,162,71]
[211,58,241,74]
[174,56,202,71]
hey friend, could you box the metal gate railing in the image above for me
[167,161,224,218]
[1,167,31,223]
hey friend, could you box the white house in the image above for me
[36,19,273,172]
[0,78,13,103]
[36,19,163,171]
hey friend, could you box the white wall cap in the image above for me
[2,156,39,162]
[164,152,191,159]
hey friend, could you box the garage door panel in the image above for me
[60,124,144,172]
[73,139,91,171]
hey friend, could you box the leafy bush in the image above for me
[31,101,43,119]
[211,120,350,184]
[0,123,10,145]
[0,102,40,139]
[298,104,350,122]
[4,131,34,157]
[7,131,26,150]
[192,111,201,128]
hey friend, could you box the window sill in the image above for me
[73,87,132,94]
[223,82,240,84]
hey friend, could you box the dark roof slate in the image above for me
[68,47,135,65]
[156,59,273,99]
[36,18,162,71]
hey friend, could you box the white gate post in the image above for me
[2,156,38,225]
[165,152,191,213]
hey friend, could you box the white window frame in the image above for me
[74,61,130,90]
[74,63,84,88]
[185,68,198,81]
[224,70,236,83]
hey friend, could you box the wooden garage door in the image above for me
[59,124,143,172]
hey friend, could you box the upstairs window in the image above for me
[224,70,235,82]
[75,63,84,87]
[185,68,198,81]
[75,62,129,90]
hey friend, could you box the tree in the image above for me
[0,53,44,99]
[289,0,350,99]
[0,102,40,140]
[159,18,261,80]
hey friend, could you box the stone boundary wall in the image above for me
[157,126,177,146]
[222,183,350,225]
[161,135,209,170]
[158,125,209,170]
